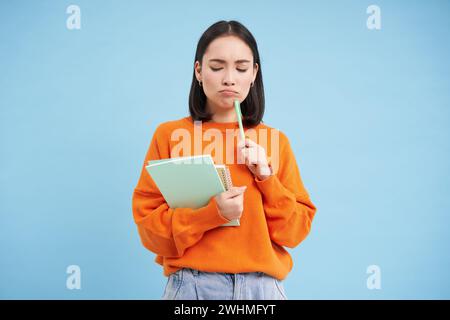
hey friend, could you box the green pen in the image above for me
[234,99,246,143]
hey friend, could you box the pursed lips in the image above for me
[219,90,238,94]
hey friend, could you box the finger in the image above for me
[244,149,259,165]
[237,139,248,149]
[245,138,257,147]
[245,156,258,167]
[224,186,247,198]
[228,189,246,200]
[239,148,253,163]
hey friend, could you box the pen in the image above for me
[234,99,271,177]
[234,99,246,143]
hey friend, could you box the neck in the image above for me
[206,101,237,123]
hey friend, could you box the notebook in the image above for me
[145,154,239,227]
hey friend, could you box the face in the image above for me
[195,35,259,111]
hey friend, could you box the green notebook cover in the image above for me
[145,154,239,227]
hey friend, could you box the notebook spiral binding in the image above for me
[216,166,233,191]
[215,165,240,226]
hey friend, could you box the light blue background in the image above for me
[1,0,449,299]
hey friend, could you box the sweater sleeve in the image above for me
[132,126,231,258]
[254,132,317,248]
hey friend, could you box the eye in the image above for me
[237,69,248,73]
[210,67,223,72]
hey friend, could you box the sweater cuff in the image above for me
[186,196,232,233]
[254,174,287,206]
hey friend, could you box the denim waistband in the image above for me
[187,268,264,277]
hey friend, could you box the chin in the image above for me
[217,98,238,108]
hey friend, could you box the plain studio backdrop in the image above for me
[0,0,449,299]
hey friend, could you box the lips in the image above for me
[219,90,238,96]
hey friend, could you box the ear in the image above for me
[252,62,259,83]
[194,61,202,81]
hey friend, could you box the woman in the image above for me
[132,20,317,300]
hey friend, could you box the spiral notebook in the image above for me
[145,154,240,227]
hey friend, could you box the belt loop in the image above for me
[191,269,199,276]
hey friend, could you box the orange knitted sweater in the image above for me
[132,116,316,280]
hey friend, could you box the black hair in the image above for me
[188,20,265,128]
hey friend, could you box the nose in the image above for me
[222,69,236,86]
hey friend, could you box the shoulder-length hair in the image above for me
[188,20,265,128]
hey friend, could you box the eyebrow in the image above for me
[208,59,251,64]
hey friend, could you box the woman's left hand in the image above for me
[237,138,272,181]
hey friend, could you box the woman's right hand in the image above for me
[214,186,247,221]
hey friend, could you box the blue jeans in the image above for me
[161,268,288,300]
